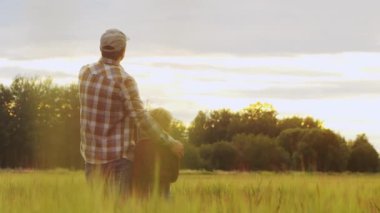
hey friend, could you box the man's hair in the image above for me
[101,46,125,60]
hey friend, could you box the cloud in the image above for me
[209,80,380,100]
[1,0,380,59]
[0,66,75,82]
[146,62,341,77]
[363,68,380,73]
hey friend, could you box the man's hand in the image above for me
[170,140,184,159]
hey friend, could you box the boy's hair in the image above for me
[149,108,172,131]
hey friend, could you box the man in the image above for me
[78,29,184,197]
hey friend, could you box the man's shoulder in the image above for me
[79,62,100,75]
[119,68,134,80]
[79,60,135,85]
[101,65,129,84]
[111,66,136,84]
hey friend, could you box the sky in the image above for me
[0,0,380,151]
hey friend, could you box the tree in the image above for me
[2,78,378,173]
[277,128,306,170]
[347,134,379,172]
[232,134,289,171]
[188,109,235,145]
[7,77,48,167]
[189,103,280,145]
[50,84,81,169]
[188,111,208,145]
[296,129,348,172]
[302,116,323,129]
[237,102,279,137]
[0,77,83,169]
[0,84,13,167]
[181,142,202,170]
[278,116,323,132]
[209,141,238,170]
[169,119,188,143]
[203,109,234,143]
[198,144,214,170]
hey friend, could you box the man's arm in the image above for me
[120,76,184,158]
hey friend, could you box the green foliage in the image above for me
[181,143,203,170]
[188,102,279,145]
[232,134,289,171]
[209,141,239,171]
[169,119,188,142]
[185,103,378,172]
[278,128,349,172]
[0,77,379,172]
[296,129,349,172]
[0,77,81,169]
[205,109,235,142]
[347,134,379,172]
[198,144,214,170]
[188,111,208,145]
[277,116,323,132]
[0,84,12,167]
[237,102,279,137]
[277,128,305,169]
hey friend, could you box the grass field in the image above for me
[1,170,379,213]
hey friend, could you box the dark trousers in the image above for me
[85,158,133,197]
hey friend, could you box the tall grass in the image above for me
[1,170,379,213]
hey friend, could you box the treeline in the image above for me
[0,77,379,172]
[0,77,81,168]
[183,104,379,172]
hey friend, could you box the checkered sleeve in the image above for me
[120,76,176,147]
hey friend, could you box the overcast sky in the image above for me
[1,0,380,58]
[0,0,380,150]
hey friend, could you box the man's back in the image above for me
[79,58,136,164]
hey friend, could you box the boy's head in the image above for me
[149,108,172,131]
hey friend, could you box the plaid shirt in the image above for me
[79,57,175,164]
